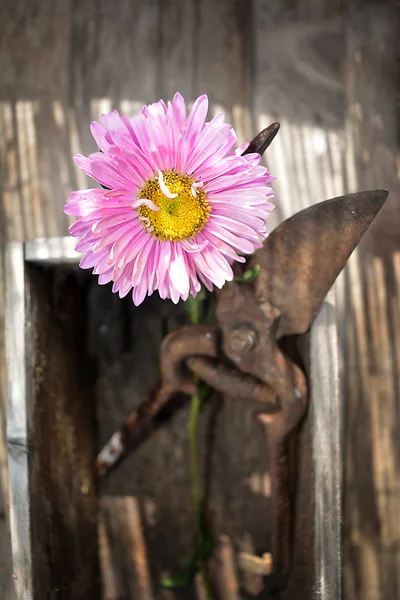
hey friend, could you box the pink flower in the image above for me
[64,94,275,305]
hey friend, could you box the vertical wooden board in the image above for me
[279,294,341,600]
[0,109,16,600]
[5,242,32,600]
[0,2,71,101]
[100,496,156,600]
[8,261,100,599]
[0,0,73,242]
[196,0,252,140]
[27,264,99,599]
[69,0,161,172]
[343,3,400,600]
[0,1,75,238]
[70,0,160,105]
[0,408,12,600]
[157,0,196,100]
[310,293,341,600]
[252,0,346,226]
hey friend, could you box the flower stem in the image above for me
[185,289,213,597]
[189,388,201,511]
[189,386,212,598]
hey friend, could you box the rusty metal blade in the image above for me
[253,190,388,337]
[244,123,280,156]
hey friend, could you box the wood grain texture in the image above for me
[6,255,100,599]
[253,0,346,227]
[5,242,31,600]
[311,292,341,600]
[0,0,398,598]
[0,123,13,600]
[26,264,99,599]
[343,4,400,600]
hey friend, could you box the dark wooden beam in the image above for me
[6,242,99,599]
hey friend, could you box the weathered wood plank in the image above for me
[253,0,346,225]
[100,496,155,600]
[6,246,99,599]
[343,4,400,600]
[197,0,252,141]
[157,0,196,100]
[5,242,32,600]
[27,263,99,599]
[0,106,14,600]
[311,292,341,600]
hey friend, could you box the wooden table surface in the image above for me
[1,1,399,598]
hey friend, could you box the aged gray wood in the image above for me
[253,0,346,226]
[343,4,400,599]
[5,242,100,599]
[27,263,99,599]
[311,292,342,600]
[1,1,398,598]
[5,242,33,600]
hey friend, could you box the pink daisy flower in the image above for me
[64,93,275,305]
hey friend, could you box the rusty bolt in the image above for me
[227,324,258,356]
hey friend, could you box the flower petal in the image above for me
[186,95,209,143]
[68,93,275,305]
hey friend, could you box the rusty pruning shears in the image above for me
[96,123,387,579]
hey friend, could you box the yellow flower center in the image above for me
[138,170,210,241]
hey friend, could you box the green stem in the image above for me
[189,387,212,598]
[189,388,201,511]
[187,290,212,597]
